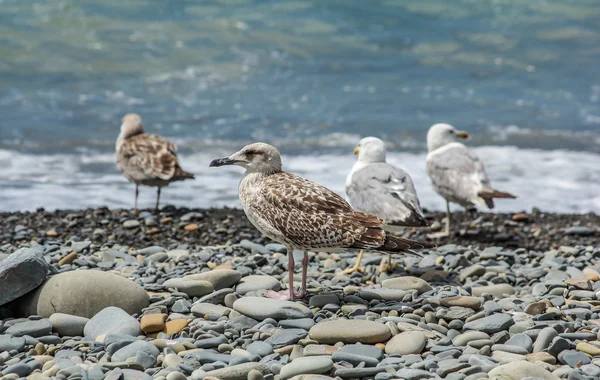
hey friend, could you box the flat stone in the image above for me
[548,337,570,358]
[471,284,516,298]
[112,340,160,362]
[162,278,214,297]
[84,306,141,339]
[359,288,409,301]
[236,275,281,295]
[459,264,486,281]
[49,313,89,336]
[309,319,391,344]
[526,352,556,364]
[123,220,140,229]
[453,331,491,346]
[396,369,437,380]
[381,276,432,294]
[191,303,233,319]
[505,333,533,352]
[576,342,600,356]
[280,357,333,380]
[309,294,339,308]
[202,362,269,380]
[436,306,475,320]
[488,361,560,380]
[438,296,481,310]
[18,270,149,318]
[463,313,514,334]
[492,351,527,363]
[265,328,307,348]
[163,319,189,335]
[183,269,242,290]
[246,341,274,357]
[279,318,315,330]
[533,327,558,353]
[0,335,26,352]
[0,246,53,307]
[1,362,33,377]
[5,319,52,337]
[233,297,311,321]
[558,350,591,367]
[385,331,426,355]
[565,226,594,236]
[140,313,167,333]
[338,344,383,360]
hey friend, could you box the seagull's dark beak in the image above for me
[209,157,236,167]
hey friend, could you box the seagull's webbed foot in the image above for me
[337,249,365,275]
[264,290,294,301]
[340,263,365,275]
[264,288,306,301]
[378,255,397,273]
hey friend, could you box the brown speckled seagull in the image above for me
[210,142,435,301]
[116,113,194,211]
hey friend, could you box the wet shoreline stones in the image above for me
[0,206,598,379]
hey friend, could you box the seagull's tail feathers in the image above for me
[478,189,517,209]
[173,166,195,181]
[381,235,436,256]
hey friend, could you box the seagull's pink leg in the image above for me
[297,252,308,299]
[265,247,296,301]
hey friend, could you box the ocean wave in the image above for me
[1,146,598,214]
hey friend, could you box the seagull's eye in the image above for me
[448,130,454,134]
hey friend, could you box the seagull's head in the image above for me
[120,113,144,139]
[209,142,283,174]
[427,123,469,152]
[354,136,387,163]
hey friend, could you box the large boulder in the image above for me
[18,270,149,318]
[0,246,54,307]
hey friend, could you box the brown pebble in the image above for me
[163,319,189,335]
[58,252,77,265]
[147,228,160,235]
[141,313,168,333]
[184,223,199,231]
[512,213,529,222]
[160,217,173,223]
[35,342,46,355]
[46,230,58,237]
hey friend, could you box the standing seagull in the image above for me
[345,137,428,274]
[116,113,194,211]
[210,142,434,301]
[426,123,516,237]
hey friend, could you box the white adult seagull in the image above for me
[345,137,429,273]
[426,123,516,237]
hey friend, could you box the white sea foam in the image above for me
[1,146,599,213]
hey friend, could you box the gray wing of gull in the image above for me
[426,143,491,206]
[346,162,427,226]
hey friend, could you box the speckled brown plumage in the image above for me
[116,113,193,210]
[117,133,193,186]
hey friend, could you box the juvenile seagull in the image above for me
[426,123,516,237]
[210,142,434,301]
[116,113,194,211]
[345,137,428,273]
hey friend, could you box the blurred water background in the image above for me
[1,0,599,212]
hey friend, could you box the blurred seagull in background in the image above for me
[345,137,429,273]
[116,113,194,211]
[210,142,435,301]
[426,123,516,237]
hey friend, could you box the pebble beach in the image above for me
[0,207,599,380]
